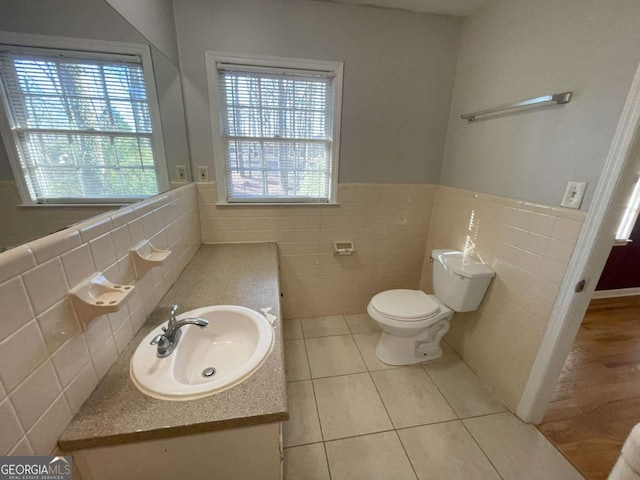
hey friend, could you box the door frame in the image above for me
[516,58,640,423]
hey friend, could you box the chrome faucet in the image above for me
[150,304,209,358]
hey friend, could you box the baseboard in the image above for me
[591,287,640,299]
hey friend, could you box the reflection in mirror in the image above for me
[0,0,191,251]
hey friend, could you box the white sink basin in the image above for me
[130,305,275,401]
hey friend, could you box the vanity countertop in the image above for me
[58,243,287,451]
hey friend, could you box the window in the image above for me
[206,52,343,204]
[615,176,640,242]
[0,37,167,204]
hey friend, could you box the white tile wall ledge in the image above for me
[0,183,201,456]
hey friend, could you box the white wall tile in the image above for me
[22,258,68,315]
[61,245,96,289]
[422,185,585,411]
[91,337,118,381]
[27,393,72,455]
[51,334,90,387]
[10,360,61,430]
[111,225,132,259]
[28,229,81,265]
[0,245,36,284]
[0,184,200,461]
[83,315,112,356]
[37,298,80,354]
[545,238,575,265]
[0,398,24,454]
[0,320,48,391]
[8,436,33,456]
[113,318,134,354]
[75,216,113,244]
[64,362,98,415]
[0,276,34,342]
[89,233,117,272]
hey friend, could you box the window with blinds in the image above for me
[208,54,342,203]
[0,47,162,203]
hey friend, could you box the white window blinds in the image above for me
[0,48,160,203]
[217,65,335,202]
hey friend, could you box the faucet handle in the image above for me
[150,334,168,347]
[170,304,179,318]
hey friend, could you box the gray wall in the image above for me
[105,0,180,65]
[440,0,640,210]
[172,0,462,184]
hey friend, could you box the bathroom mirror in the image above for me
[0,0,191,250]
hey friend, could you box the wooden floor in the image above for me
[537,295,640,480]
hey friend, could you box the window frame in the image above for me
[205,51,343,205]
[0,31,169,206]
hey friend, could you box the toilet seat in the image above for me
[369,289,440,322]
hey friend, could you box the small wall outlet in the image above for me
[197,166,209,182]
[561,181,587,209]
[176,165,188,182]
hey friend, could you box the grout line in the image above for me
[301,332,332,480]
[350,332,420,479]
[459,418,506,480]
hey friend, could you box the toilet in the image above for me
[367,249,495,365]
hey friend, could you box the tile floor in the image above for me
[282,314,585,480]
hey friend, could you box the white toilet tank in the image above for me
[431,249,495,312]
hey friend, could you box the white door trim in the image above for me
[516,58,640,423]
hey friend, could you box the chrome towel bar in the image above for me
[461,92,572,122]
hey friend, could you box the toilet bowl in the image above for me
[367,249,495,365]
[367,290,453,365]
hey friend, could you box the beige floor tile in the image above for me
[284,381,323,447]
[353,332,398,372]
[285,339,310,382]
[399,421,501,480]
[284,443,330,480]
[424,360,506,418]
[371,367,456,428]
[424,341,461,365]
[301,315,350,338]
[325,431,417,480]
[344,313,381,334]
[314,373,393,441]
[283,318,303,340]
[306,335,366,378]
[464,413,584,480]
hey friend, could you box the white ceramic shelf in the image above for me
[132,241,171,278]
[70,273,135,328]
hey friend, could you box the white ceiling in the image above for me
[320,0,494,17]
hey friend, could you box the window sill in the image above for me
[613,238,633,246]
[214,202,341,207]
[18,203,130,208]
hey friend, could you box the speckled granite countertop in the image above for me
[58,243,287,451]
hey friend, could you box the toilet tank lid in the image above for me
[432,249,495,279]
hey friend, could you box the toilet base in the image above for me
[374,318,450,366]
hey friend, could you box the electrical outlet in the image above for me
[561,181,587,209]
[176,165,188,182]
[197,166,209,182]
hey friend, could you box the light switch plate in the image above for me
[176,166,188,182]
[197,166,209,182]
[561,181,587,209]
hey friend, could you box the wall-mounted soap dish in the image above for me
[132,241,171,278]
[69,273,135,328]
[334,241,356,256]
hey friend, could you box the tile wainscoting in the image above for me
[0,183,201,456]
[198,182,436,318]
[420,185,586,411]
